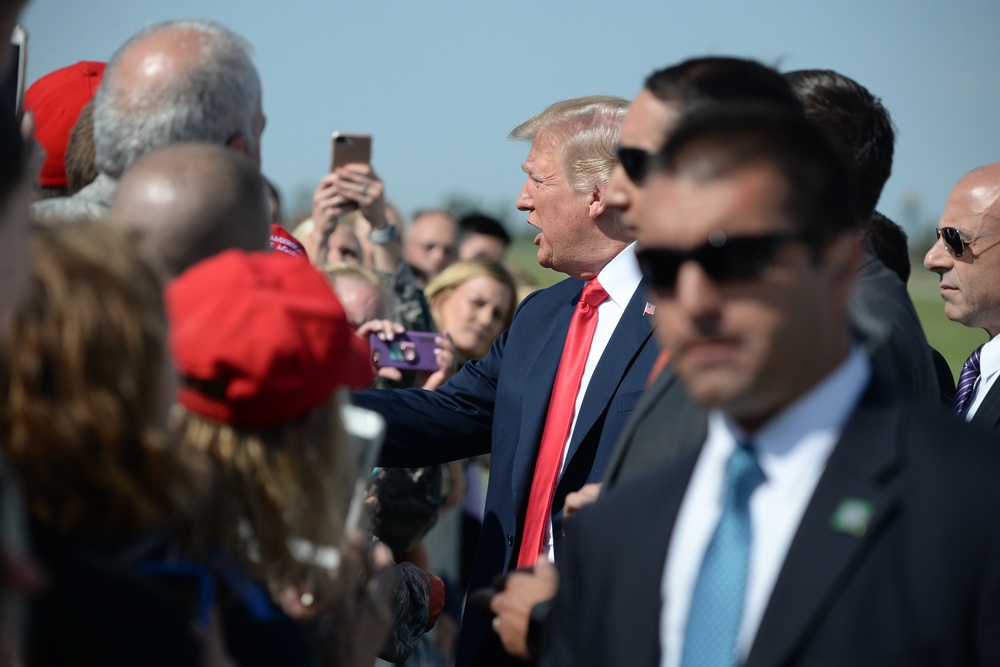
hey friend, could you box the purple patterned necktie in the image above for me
[952,345,984,414]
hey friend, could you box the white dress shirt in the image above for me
[965,335,1000,419]
[542,242,642,560]
[660,347,871,667]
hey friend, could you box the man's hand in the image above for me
[563,482,602,520]
[489,560,559,660]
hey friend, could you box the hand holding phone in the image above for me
[369,331,441,373]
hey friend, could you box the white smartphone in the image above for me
[287,398,385,570]
[340,401,385,534]
[6,25,26,121]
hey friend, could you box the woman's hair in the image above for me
[424,258,517,334]
[171,394,353,596]
[0,221,202,541]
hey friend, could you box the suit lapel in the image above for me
[562,282,656,468]
[746,386,906,667]
[510,282,580,506]
[971,381,1000,431]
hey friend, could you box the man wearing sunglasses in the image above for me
[544,105,1000,667]
[924,163,1000,430]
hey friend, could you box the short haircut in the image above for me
[110,142,270,277]
[509,95,629,193]
[867,211,910,284]
[459,213,510,246]
[0,221,200,542]
[785,69,894,225]
[653,104,855,240]
[645,56,802,114]
[93,19,261,178]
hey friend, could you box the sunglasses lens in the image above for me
[616,147,651,185]
[638,234,804,291]
[940,227,965,256]
[637,249,683,290]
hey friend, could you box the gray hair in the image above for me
[509,95,629,193]
[93,20,262,178]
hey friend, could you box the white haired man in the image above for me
[32,19,264,222]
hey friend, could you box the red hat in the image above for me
[167,250,374,428]
[24,60,106,188]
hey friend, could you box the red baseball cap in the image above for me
[167,250,374,428]
[24,61,106,188]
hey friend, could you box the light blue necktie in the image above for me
[680,442,765,667]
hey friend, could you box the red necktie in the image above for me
[517,279,608,567]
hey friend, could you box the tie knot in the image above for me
[726,442,765,502]
[965,344,984,374]
[580,279,608,310]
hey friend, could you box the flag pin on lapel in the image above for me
[644,302,656,316]
[830,498,874,537]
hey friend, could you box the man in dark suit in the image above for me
[354,96,660,667]
[786,69,941,402]
[544,106,1000,667]
[925,162,1000,430]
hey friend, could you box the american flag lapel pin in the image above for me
[644,302,656,316]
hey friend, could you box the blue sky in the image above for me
[22,0,1000,243]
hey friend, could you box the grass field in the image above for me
[505,237,982,385]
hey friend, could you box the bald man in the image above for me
[32,19,264,223]
[924,163,1000,429]
[109,142,270,277]
[405,209,459,287]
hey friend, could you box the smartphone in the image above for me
[330,131,371,171]
[340,402,385,534]
[287,399,385,571]
[4,25,26,121]
[370,331,440,373]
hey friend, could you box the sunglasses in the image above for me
[635,230,827,291]
[615,146,654,185]
[935,227,1000,258]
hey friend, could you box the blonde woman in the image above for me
[424,258,517,363]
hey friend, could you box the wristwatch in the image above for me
[369,225,398,245]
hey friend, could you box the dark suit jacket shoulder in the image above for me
[851,253,939,402]
[545,388,1000,667]
[601,364,707,490]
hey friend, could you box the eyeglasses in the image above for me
[935,226,1000,258]
[615,146,654,185]
[635,230,827,291]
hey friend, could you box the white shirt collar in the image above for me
[708,346,871,472]
[595,242,642,310]
[977,334,1000,383]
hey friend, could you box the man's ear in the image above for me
[226,133,249,156]
[588,186,607,220]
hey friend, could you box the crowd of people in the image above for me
[1,3,999,667]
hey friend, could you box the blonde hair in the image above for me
[171,395,353,597]
[324,262,383,290]
[425,258,517,338]
[0,221,202,541]
[509,95,629,193]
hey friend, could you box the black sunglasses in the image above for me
[615,146,654,185]
[935,226,1000,258]
[635,230,827,291]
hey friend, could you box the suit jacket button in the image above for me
[507,534,513,546]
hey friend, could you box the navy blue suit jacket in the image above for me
[354,275,659,667]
